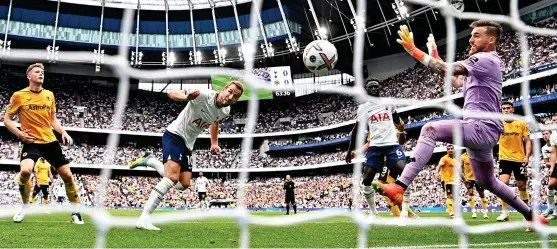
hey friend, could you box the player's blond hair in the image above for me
[26,63,44,75]
[225,81,244,94]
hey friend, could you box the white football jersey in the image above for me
[166,89,230,151]
[357,102,398,147]
[542,144,552,160]
[196,176,210,192]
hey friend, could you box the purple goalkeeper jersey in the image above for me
[456,51,504,132]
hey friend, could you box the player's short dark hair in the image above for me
[365,77,380,84]
[501,101,513,107]
[447,144,454,149]
[470,20,502,43]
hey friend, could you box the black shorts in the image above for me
[466,180,485,193]
[498,160,527,181]
[444,184,454,195]
[198,192,207,200]
[57,196,64,203]
[19,142,69,168]
[285,194,295,204]
[378,166,398,182]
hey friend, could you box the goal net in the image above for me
[2,0,557,248]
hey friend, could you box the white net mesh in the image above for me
[2,0,557,248]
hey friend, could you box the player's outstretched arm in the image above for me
[209,123,221,153]
[168,89,200,101]
[397,25,468,77]
[345,122,359,163]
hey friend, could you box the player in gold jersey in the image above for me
[4,63,83,224]
[461,152,489,219]
[30,158,54,212]
[437,144,456,218]
[497,102,532,222]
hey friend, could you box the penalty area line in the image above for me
[370,239,557,249]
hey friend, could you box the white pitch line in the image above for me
[371,240,557,249]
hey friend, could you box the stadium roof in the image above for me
[48,0,252,10]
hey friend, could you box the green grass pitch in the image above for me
[1,210,557,248]
[211,75,274,101]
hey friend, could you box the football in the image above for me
[302,40,338,75]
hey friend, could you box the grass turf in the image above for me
[1,210,557,248]
[211,75,274,101]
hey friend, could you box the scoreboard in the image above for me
[269,66,295,99]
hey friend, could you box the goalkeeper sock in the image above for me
[286,204,290,214]
[147,157,166,177]
[142,177,174,217]
[363,185,377,214]
[18,175,32,205]
[501,201,509,215]
[384,196,400,217]
[549,189,555,210]
[293,204,297,214]
[469,196,476,212]
[446,198,454,214]
[481,198,488,211]
[519,190,529,206]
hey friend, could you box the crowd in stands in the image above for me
[0,157,552,210]
[0,19,555,135]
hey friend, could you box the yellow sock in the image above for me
[501,201,509,212]
[64,179,80,204]
[408,208,416,217]
[469,196,476,210]
[519,190,529,205]
[446,198,454,214]
[384,196,401,217]
[42,199,49,205]
[481,198,488,211]
[18,175,32,204]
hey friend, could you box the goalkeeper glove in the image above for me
[397,25,431,66]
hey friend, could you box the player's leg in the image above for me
[130,138,187,191]
[445,184,455,218]
[40,185,50,214]
[465,182,477,218]
[291,198,297,214]
[138,133,190,230]
[362,162,380,216]
[13,143,39,223]
[373,120,459,205]
[56,165,83,224]
[379,169,401,217]
[515,167,529,207]
[138,160,180,230]
[475,183,489,218]
[30,184,41,204]
[467,148,544,227]
[547,173,557,219]
[43,141,83,224]
[497,161,513,220]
